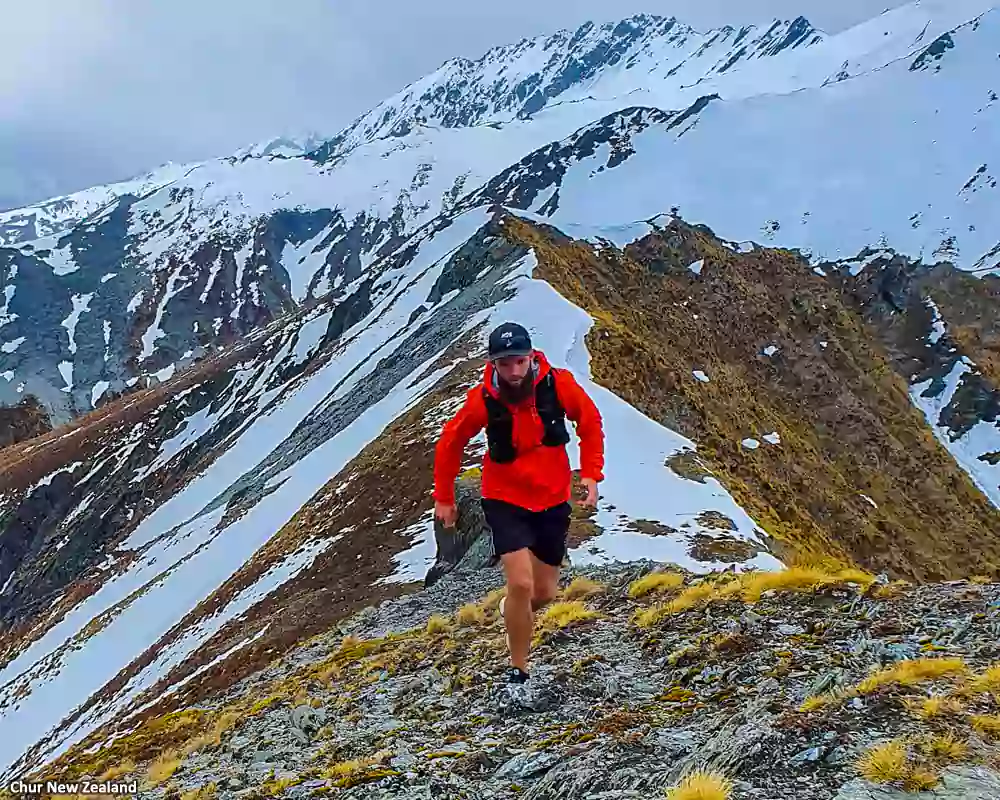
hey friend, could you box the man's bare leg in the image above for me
[500,549,535,673]
[530,554,560,613]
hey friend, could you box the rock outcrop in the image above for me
[424,477,495,589]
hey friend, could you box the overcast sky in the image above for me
[1,0,900,211]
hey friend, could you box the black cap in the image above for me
[488,322,533,360]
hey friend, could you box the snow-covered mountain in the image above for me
[0,162,196,247]
[1,0,1000,782]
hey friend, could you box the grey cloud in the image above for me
[1,0,900,210]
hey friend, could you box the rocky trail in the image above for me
[19,560,1000,800]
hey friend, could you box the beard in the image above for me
[497,373,534,404]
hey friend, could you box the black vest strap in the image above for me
[483,370,571,464]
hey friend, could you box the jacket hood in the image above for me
[483,349,552,399]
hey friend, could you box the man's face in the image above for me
[493,354,532,386]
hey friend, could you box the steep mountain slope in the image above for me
[1,0,1000,784]
[0,208,781,779]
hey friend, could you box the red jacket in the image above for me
[433,350,605,512]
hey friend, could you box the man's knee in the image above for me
[505,568,534,600]
[531,584,558,611]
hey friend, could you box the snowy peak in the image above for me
[312,13,823,161]
[0,162,194,248]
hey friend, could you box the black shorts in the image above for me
[481,498,572,567]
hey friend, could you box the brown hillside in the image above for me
[500,213,1000,581]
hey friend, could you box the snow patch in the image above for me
[693,370,710,383]
[909,357,1000,508]
[60,293,94,356]
[91,381,111,408]
[925,296,946,344]
[57,361,74,391]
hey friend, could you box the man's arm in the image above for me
[432,385,488,506]
[555,369,605,484]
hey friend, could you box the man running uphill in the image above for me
[432,322,605,685]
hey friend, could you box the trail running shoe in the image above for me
[505,666,530,685]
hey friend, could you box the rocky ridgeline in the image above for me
[15,561,1000,800]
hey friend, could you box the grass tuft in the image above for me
[737,566,875,602]
[920,732,968,762]
[903,768,940,792]
[664,769,732,800]
[971,715,1000,739]
[798,692,840,713]
[631,604,669,628]
[856,739,909,784]
[563,577,606,600]
[455,602,488,627]
[628,571,684,598]
[481,587,507,612]
[856,658,968,695]
[536,601,602,634]
[666,582,718,614]
[904,695,964,720]
[969,663,1000,694]
[425,614,451,635]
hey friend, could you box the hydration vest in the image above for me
[482,370,571,464]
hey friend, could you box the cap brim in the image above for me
[489,349,532,360]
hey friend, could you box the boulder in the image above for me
[424,478,495,587]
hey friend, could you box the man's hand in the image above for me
[435,500,458,528]
[577,477,599,509]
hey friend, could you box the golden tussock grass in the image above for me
[182,710,241,756]
[628,571,684,598]
[424,615,451,635]
[969,663,1000,694]
[481,587,507,611]
[322,756,379,780]
[734,566,875,603]
[903,768,941,792]
[631,567,875,627]
[664,769,733,800]
[798,692,841,713]
[903,695,965,720]
[920,732,969,762]
[455,602,488,627]
[872,580,910,599]
[666,581,719,614]
[535,601,603,634]
[971,715,1000,739]
[856,740,909,784]
[856,658,968,695]
[632,603,669,628]
[562,577,606,600]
